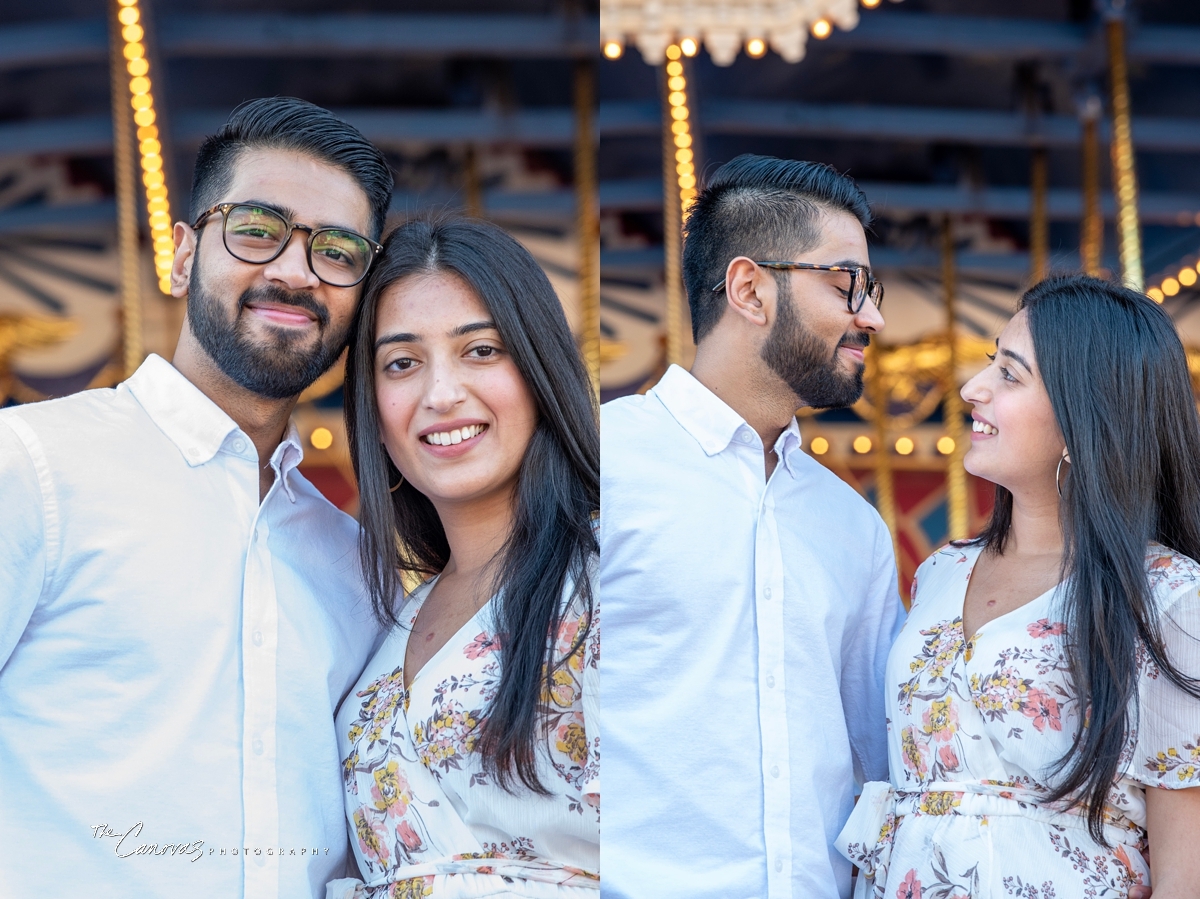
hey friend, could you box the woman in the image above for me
[837,275,1200,898]
[329,219,599,899]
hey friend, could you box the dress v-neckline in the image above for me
[400,575,493,692]
[958,543,1062,647]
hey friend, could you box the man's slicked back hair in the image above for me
[682,154,872,342]
[190,97,394,240]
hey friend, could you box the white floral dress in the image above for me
[329,569,599,899]
[836,542,1200,899]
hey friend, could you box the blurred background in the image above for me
[0,0,598,513]
[598,0,1200,599]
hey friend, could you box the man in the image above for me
[600,155,902,899]
[0,98,393,898]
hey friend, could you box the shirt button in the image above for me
[252,631,263,647]
[741,431,753,443]
[232,438,247,453]
[764,586,772,599]
[252,739,264,755]
[255,855,266,868]
[770,765,780,778]
[766,675,775,688]
[775,859,783,873]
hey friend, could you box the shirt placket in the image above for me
[755,478,792,897]
[242,494,280,897]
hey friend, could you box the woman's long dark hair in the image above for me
[345,218,599,793]
[970,274,1200,842]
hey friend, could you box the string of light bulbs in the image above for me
[115,0,173,294]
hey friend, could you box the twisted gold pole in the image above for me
[1106,17,1143,291]
[942,216,969,541]
[1080,100,1103,276]
[661,55,684,368]
[110,0,142,378]
[1030,148,1048,282]
[574,61,600,398]
[870,346,900,564]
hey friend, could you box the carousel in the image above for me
[598,0,1200,599]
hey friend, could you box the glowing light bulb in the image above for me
[680,38,699,57]
[746,38,767,58]
[810,436,830,455]
[862,0,881,6]
[603,41,623,60]
[895,437,915,455]
[937,436,956,455]
[311,427,334,450]
[1163,277,1180,297]
[665,44,682,61]
[666,61,683,77]
[118,6,139,24]
[1147,287,1165,303]
[853,435,872,454]
[812,19,833,39]
[1180,267,1197,287]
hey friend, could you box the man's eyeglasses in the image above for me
[712,261,885,315]
[192,202,383,288]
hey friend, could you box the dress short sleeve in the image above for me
[1130,564,1200,790]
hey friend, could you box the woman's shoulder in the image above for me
[1145,543,1200,612]
[915,541,979,579]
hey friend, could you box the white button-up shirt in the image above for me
[600,365,903,899]
[0,355,380,899]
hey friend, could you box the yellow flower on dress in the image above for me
[919,791,962,815]
[557,721,589,764]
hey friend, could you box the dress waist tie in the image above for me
[834,781,1143,898]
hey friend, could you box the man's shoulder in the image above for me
[0,385,137,446]
[788,451,888,529]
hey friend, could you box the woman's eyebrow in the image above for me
[1000,347,1033,373]
[375,331,420,350]
[451,320,497,337]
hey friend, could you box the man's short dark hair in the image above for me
[190,97,394,240]
[681,154,871,342]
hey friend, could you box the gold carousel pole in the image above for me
[870,347,900,563]
[464,145,483,219]
[1106,13,1143,291]
[109,0,143,378]
[1030,147,1048,282]
[574,60,601,398]
[661,46,685,368]
[1080,95,1104,276]
[942,216,969,541]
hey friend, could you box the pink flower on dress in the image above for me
[938,743,960,771]
[1027,619,1066,638]
[896,869,923,899]
[464,632,501,660]
[1022,688,1062,732]
[397,819,424,852]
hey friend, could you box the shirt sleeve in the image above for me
[841,518,906,785]
[1129,579,1200,790]
[0,416,50,669]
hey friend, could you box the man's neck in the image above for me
[172,327,298,500]
[689,342,799,456]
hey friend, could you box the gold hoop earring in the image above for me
[1056,448,1070,498]
[389,473,404,494]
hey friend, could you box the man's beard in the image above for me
[187,260,351,400]
[760,279,868,409]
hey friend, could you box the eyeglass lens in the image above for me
[223,205,372,287]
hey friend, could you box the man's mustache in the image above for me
[237,286,330,328]
[839,331,871,350]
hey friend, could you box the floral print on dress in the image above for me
[839,542,1200,899]
[334,565,600,898]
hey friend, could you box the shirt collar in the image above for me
[125,355,306,497]
[126,355,240,466]
[650,364,806,475]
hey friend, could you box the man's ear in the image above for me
[723,257,773,329]
[171,222,195,298]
